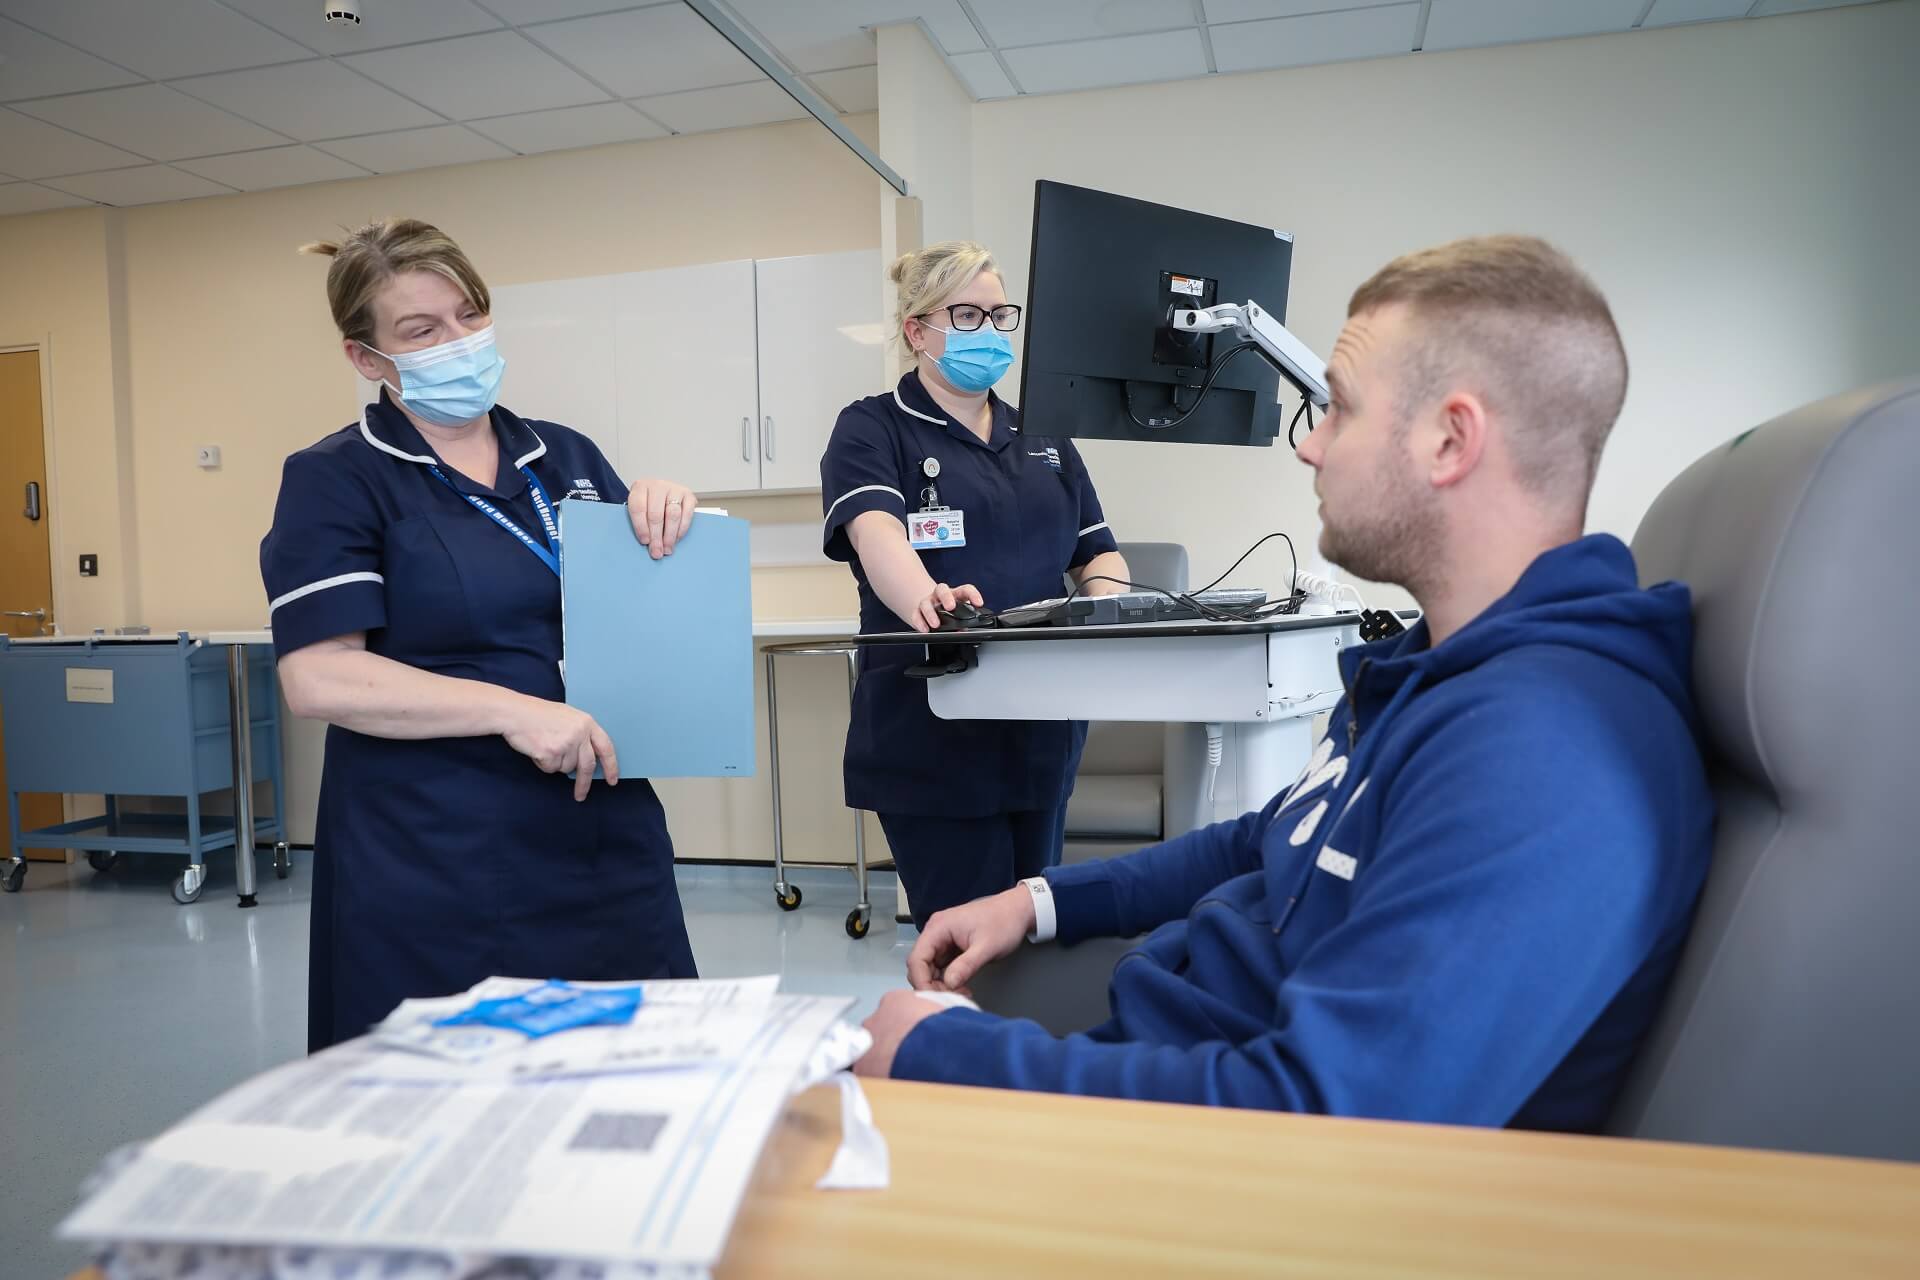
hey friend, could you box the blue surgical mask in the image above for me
[361,325,506,428]
[930,325,1014,394]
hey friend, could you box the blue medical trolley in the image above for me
[0,633,287,903]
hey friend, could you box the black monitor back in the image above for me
[1018,180,1294,447]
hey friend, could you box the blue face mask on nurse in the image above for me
[912,300,1022,394]
[358,323,506,428]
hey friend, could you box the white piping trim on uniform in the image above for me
[357,409,436,465]
[268,571,384,617]
[893,387,947,426]
[512,425,547,469]
[824,484,906,526]
[357,407,545,470]
[1078,521,1110,538]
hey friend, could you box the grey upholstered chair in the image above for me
[1607,378,1920,1160]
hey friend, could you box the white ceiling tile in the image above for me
[1000,28,1209,94]
[468,101,667,153]
[722,1,985,74]
[1212,2,1420,73]
[0,0,312,80]
[1423,0,1648,51]
[175,144,370,190]
[0,107,148,178]
[1641,0,1757,23]
[632,80,807,133]
[1749,0,1886,14]
[0,16,141,102]
[343,31,610,119]
[523,6,762,98]
[0,180,92,214]
[174,59,443,141]
[314,123,513,173]
[42,164,234,206]
[16,84,289,162]
[969,0,1196,47]
[481,0,657,22]
[807,65,879,112]
[1203,0,1394,20]
[225,0,504,53]
[947,50,1017,98]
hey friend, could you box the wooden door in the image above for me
[0,350,64,860]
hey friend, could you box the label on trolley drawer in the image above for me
[65,668,114,704]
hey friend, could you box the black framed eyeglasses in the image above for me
[920,303,1023,333]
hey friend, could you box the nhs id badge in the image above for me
[909,509,966,549]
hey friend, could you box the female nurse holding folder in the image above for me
[261,217,698,1050]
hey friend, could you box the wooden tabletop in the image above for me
[717,1078,1920,1278]
[72,1078,1920,1278]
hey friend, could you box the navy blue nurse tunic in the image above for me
[261,395,696,1051]
[820,372,1119,915]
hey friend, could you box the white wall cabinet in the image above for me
[752,249,887,492]
[407,249,883,498]
[490,273,621,469]
[611,259,761,495]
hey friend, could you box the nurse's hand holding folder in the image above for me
[628,474,697,560]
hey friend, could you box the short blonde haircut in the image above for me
[1350,234,1627,502]
[889,240,999,360]
[300,217,491,347]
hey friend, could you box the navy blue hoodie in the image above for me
[892,534,1714,1130]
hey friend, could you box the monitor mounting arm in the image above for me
[1171,301,1330,407]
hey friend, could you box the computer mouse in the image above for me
[934,600,992,631]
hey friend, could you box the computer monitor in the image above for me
[1017,180,1295,448]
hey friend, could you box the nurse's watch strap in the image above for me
[1022,876,1057,944]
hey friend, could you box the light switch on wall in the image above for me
[196,445,222,469]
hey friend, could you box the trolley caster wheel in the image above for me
[775,884,802,911]
[845,909,871,939]
[172,866,206,905]
[88,851,122,873]
[273,843,291,880]
[3,861,24,893]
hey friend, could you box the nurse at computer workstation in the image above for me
[818,240,1131,930]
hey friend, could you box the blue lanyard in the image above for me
[431,465,561,577]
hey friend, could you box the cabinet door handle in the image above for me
[762,416,775,461]
[742,417,752,462]
[24,481,40,522]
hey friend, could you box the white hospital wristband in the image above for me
[1022,876,1057,944]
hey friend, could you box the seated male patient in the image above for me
[853,235,1715,1131]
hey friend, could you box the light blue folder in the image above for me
[559,501,754,778]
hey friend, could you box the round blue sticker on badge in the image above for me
[936,526,949,540]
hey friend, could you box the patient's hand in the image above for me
[907,886,1036,995]
[855,990,951,1078]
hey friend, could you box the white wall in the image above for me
[971,1,1920,600]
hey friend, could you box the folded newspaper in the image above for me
[61,977,883,1279]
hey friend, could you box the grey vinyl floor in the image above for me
[0,851,908,1279]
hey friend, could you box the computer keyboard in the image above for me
[995,587,1270,628]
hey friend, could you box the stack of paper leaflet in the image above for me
[60,976,885,1280]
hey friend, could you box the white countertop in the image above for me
[751,618,857,639]
[17,623,850,647]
